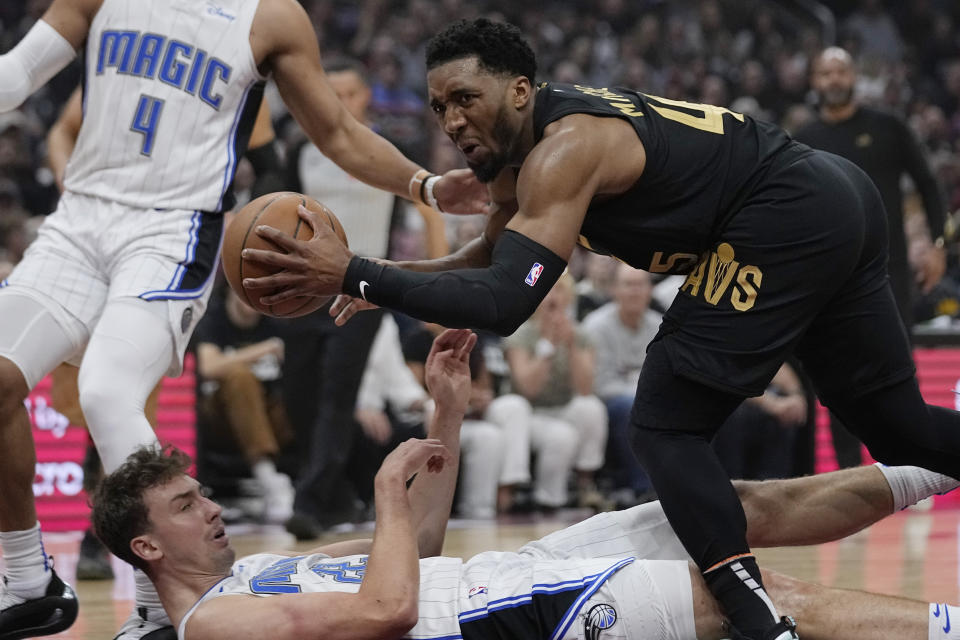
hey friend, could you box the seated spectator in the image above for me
[194,286,293,523]
[490,274,609,512]
[711,362,807,480]
[582,264,662,505]
[363,316,503,519]
[575,252,618,320]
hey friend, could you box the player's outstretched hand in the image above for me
[435,168,490,215]
[242,204,352,305]
[378,438,453,486]
[424,328,476,414]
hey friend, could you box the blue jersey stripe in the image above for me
[139,210,223,300]
[549,557,634,640]
[458,569,613,623]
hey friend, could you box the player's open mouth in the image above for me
[213,528,227,541]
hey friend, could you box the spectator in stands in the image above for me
[490,274,609,511]
[795,46,948,468]
[280,57,446,540]
[361,316,503,519]
[711,363,807,480]
[194,287,294,524]
[582,264,662,506]
[574,253,618,320]
[843,0,903,65]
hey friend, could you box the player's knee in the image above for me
[0,356,29,418]
[77,367,127,427]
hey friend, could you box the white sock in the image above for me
[0,522,51,606]
[929,603,960,639]
[134,569,170,625]
[875,464,960,512]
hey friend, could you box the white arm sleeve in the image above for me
[0,19,77,113]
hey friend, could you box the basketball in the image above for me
[222,192,348,318]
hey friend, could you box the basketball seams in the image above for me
[230,192,342,317]
[237,193,285,311]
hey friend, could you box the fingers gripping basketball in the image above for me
[222,192,348,317]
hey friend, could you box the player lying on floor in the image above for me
[91,329,959,640]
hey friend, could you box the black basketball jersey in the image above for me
[532,82,796,275]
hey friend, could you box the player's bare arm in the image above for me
[37,0,102,48]
[261,329,474,560]
[504,113,644,259]
[46,87,83,191]
[248,0,486,214]
[185,439,453,640]
[327,197,515,325]
[242,112,643,336]
[407,329,476,557]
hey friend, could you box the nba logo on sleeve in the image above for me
[525,262,544,286]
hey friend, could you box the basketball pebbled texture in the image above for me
[222,191,348,317]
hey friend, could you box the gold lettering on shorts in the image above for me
[680,256,708,297]
[678,243,763,311]
[704,243,738,305]
[649,251,699,274]
[731,266,762,311]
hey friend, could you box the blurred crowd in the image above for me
[3,0,960,534]
[3,0,960,316]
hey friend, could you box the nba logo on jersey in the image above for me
[525,262,544,286]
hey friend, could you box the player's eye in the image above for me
[180,501,192,511]
[431,102,445,115]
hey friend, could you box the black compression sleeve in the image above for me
[343,230,567,336]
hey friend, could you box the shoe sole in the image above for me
[0,583,78,640]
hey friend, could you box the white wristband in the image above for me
[534,338,556,359]
[424,175,443,212]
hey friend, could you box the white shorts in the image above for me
[519,503,696,640]
[454,503,698,640]
[0,190,222,376]
[576,559,697,640]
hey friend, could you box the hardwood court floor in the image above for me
[14,505,960,639]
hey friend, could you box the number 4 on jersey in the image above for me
[130,94,165,156]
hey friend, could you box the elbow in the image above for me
[396,600,419,634]
[490,307,530,337]
[372,598,418,638]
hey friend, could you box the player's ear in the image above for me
[131,534,162,563]
[512,76,532,110]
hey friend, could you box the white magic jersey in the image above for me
[177,551,634,640]
[64,0,265,212]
